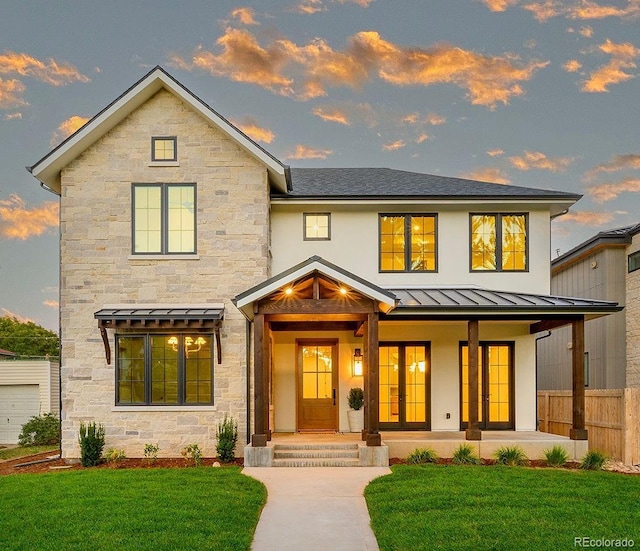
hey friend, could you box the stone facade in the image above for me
[59,89,269,458]
[627,233,640,387]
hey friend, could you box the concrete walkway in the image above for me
[243,467,391,551]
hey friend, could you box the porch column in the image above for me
[365,312,381,446]
[466,318,482,441]
[570,316,588,440]
[251,314,270,447]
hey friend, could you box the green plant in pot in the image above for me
[347,387,365,433]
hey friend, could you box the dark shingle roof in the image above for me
[277,168,581,200]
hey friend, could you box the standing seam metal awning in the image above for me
[94,304,224,365]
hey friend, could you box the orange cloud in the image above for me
[1,308,33,324]
[43,300,59,309]
[481,0,519,11]
[584,153,640,180]
[402,112,446,125]
[336,0,375,6]
[50,115,90,147]
[582,39,640,92]
[416,134,429,143]
[588,177,640,202]
[460,167,511,184]
[563,59,582,72]
[230,7,259,24]
[556,210,616,225]
[4,112,22,120]
[487,148,505,156]
[522,1,563,22]
[0,77,27,108]
[312,106,351,125]
[382,140,406,151]
[293,0,326,14]
[0,51,89,86]
[569,0,640,20]
[509,151,575,171]
[0,194,59,240]
[233,117,275,143]
[579,26,594,37]
[287,144,333,159]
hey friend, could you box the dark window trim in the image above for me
[469,212,529,273]
[131,183,197,255]
[115,332,214,406]
[629,250,640,273]
[303,212,331,241]
[151,136,177,161]
[378,213,438,273]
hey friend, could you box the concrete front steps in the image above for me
[272,443,360,467]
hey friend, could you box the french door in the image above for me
[379,343,431,430]
[460,342,514,430]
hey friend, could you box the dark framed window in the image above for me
[132,183,196,254]
[629,250,640,273]
[116,334,213,405]
[379,214,437,272]
[304,213,331,240]
[470,213,527,271]
[151,136,177,161]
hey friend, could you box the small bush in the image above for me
[494,445,528,466]
[544,445,569,467]
[18,413,60,446]
[407,447,438,465]
[347,387,365,410]
[452,443,481,465]
[78,421,105,467]
[104,448,126,466]
[181,443,203,467]
[143,443,160,463]
[581,450,607,471]
[216,415,238,463]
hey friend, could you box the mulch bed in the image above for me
[390,457,581,470]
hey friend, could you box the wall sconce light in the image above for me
[353,348,363,377]
[167,335,206,358]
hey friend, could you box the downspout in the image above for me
[534,331,552,430]
[245,320,252,445]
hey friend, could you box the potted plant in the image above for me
[347,387,365,433]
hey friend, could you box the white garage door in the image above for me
[0,385,40,444]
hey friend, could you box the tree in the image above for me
[0,317,59,359]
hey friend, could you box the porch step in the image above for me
[272,443,361,467]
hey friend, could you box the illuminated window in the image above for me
[132,183,196,254]
[470,214,527,271]
[304,213,331,240]
[379,214,437,272]
[116,334,212,405]
[151,137,177,161]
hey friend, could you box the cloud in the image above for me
[233,117,276,143]
[43,300,59,309]
[584,153,640,180]
[0,77,27,108]
[312,106,351,125]
[382,140,406,151]
[336,0,375,6]
[511,0,640,22]
[50,115,90,147]
[286,144,333,159]
[4,111,22,120]
[522,1,564,22]
[0,51,89,86]
[509,150,575,171]
[563,59,582,72]
[480,0,520,11]
[460,167,512,184]
[581,39,640,93]
[588,177,640,202]
[292,0,327,14]
[230,7,259,24]
[569,0,640,20]
[0,194,59,240]
[579,26,594,37]
[402,112,446,125]
[556,210,616,225]
[416,133,429,143]
[171,28,548,108]
[487,148,505,156]
[1,308,33,324]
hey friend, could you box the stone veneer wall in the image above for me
[627,233,640,387]
[59,89,269,458]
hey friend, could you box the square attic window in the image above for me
[152,137,177,161]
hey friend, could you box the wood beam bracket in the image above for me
[98,324,111,365]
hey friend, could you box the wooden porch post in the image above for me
[251,314,269,447]
[466,319,482,441]
[570,316,588,440]
[365,312,381,446]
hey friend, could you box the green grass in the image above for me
[0,467,266,551]
[365,465,640,551]
[0,445,58,461]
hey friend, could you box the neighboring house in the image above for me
[0,360,60,444]
[0,348,17,359]
[27,67,620,462]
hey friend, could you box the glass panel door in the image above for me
[297,340,338,431]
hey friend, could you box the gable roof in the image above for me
[28,66,291,195]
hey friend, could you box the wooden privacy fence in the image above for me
[537,388,640,465]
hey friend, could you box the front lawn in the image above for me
[0,467,266,551]
[365,465,640,551]
[0,445,58,461]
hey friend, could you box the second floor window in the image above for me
[470,213,527,271]
[151,136,177,161]
[629,250,640,273]
[380,214,437,272]
[132,183,196,254]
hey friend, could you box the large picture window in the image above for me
[470,213,527,271]
[379,214,437,272]
[132,183,196,254]
[116,334,212,405]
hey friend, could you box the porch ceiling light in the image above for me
[353,348,363,377]
[284,287,294,296]
[339,287,348,296]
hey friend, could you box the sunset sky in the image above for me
[1,0,639,331]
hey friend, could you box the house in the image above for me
[537,224,640,463]
[27,67,620,464]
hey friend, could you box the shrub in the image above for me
[452,443,481,465]
[544,445,569,467]
[18,413,60,446]
[494,445,528,466]
[407,447,438,465]
[104,448,126,466]
[347,387,365,410]
[78,422,105,467]
[143,443,160,463]
[181,443,203,467]
[581,450,607,471]
[216,415,238,463]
